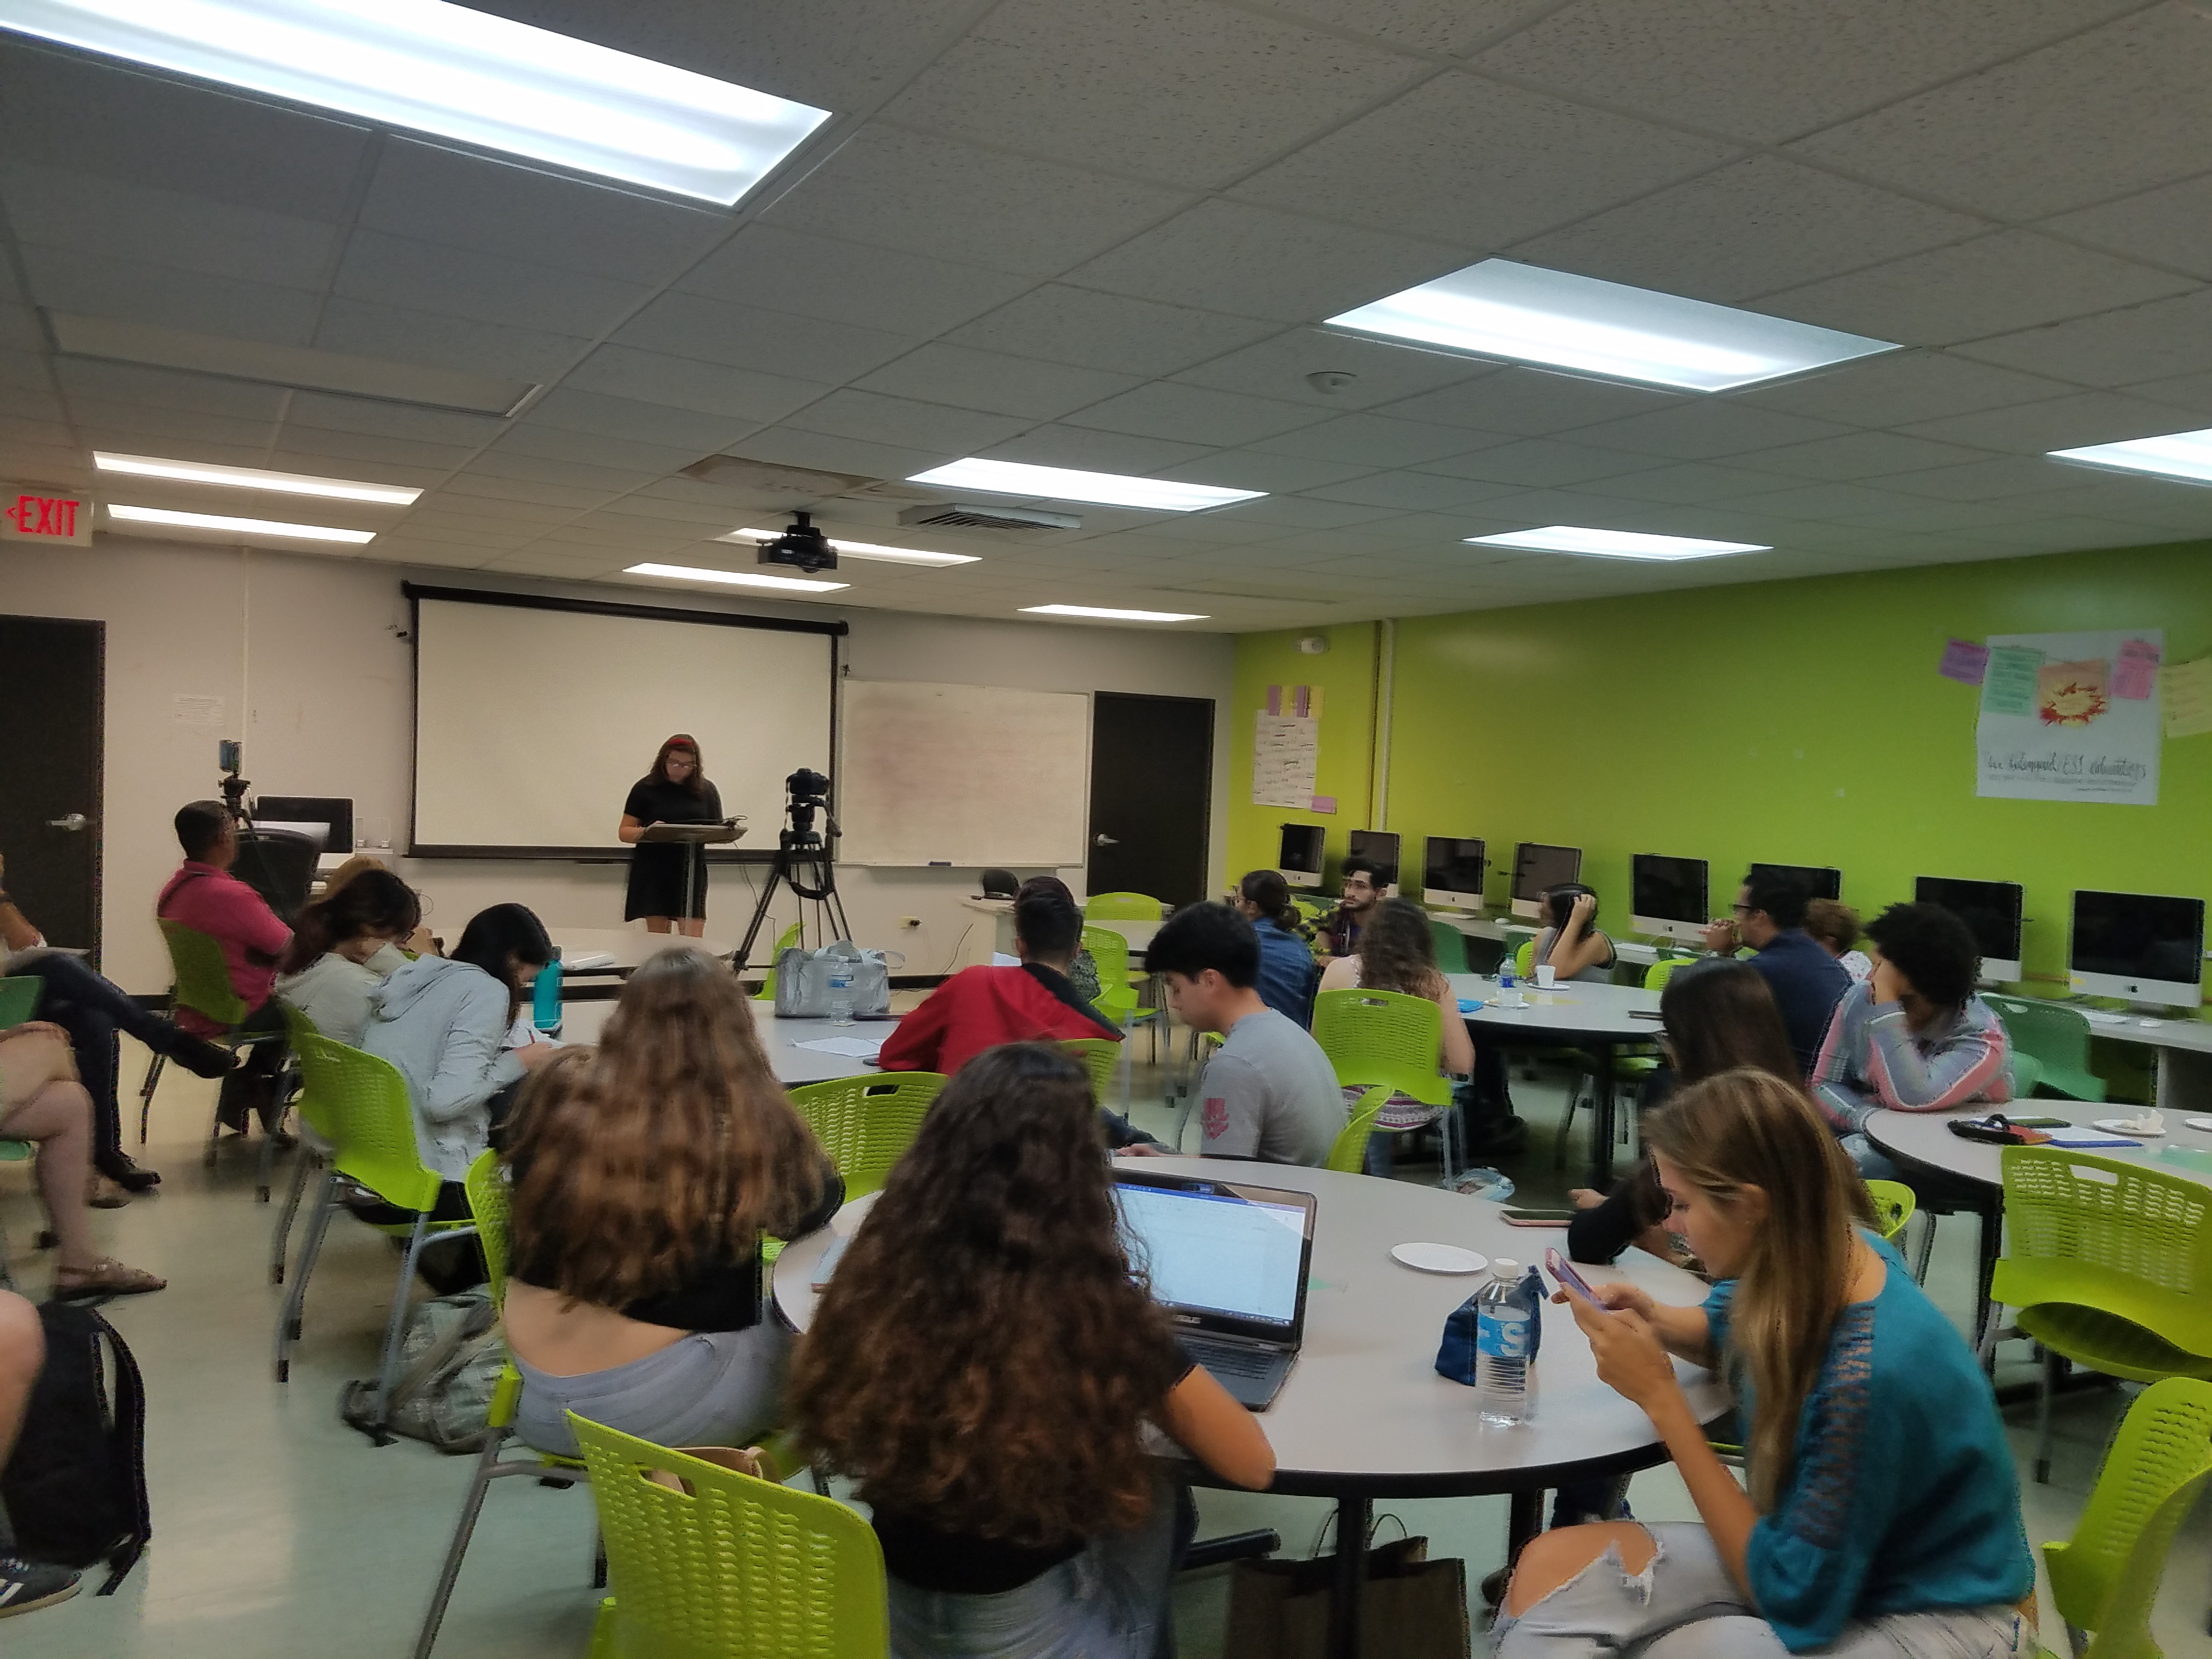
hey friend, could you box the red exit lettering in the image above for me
[6,494,78,538]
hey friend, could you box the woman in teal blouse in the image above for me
[1496,1068,2032,1658]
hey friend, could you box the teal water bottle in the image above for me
[532,951,563,1033]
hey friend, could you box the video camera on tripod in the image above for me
[781,766,835,848]
[736,765,851,973]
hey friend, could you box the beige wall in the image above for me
[0,536,1234,992]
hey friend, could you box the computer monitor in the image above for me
[1421,837,1487,913]
[1914,876,2024,985]
[1277,823,1324,890]
[2069,890,2206,1010]
[1746,861,1842,902]
[1631,854,1709,945]
[1510,843,1582,921]
[253,794,354,854]
[1347,829,1401,895]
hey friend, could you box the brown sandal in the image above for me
[52,1259,166,1298]
[86,1176,131,1210]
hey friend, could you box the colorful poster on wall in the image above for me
[1975,628,2162,805]
[1251,711,1319,808]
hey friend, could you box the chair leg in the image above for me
[411,1426,514,1659]
[2034,1345,2058,1485]
[1553,1077,1585,1170]
[275,1171,338,1383]
[376,1216,435,1441]
[256,1112,279,1204]
[1911,1211,1938,1283]
[138,1052,166,1145]
[269,1149,319,1285]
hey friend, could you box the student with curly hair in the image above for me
[790,1044,1273,1657]
[276,868,424,1045]
[1319,896,1472,1170]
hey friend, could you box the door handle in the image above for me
[47,813,87,832]
[1093,832,1118,848]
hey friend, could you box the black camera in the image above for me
[784,768,833,843]
[757,512,837,575]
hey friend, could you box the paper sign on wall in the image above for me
[2113,638,2161,700]
[1979,646,2042,716]
[1251,712,1319,808]
[1939,639,1989,685]
[170,693,224,729]
[2163,657,2212,738]
[1975,629,2160,805]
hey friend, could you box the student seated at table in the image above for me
[1702,869,1849,1075]
[1809,902,2012,1181]
[1234,868,1319,1025]
[791,1045,1274,1659]
[275,870,424,1045]
[1500,1069,2032,1659]
[1568,960,1798,1267]
[501,948,839,1457]
[1015,874,1103,1003]
[1316,857,1380,961]
[1319,896,1472,1171]
[1534,884,1616,983]
[1804,899,1873,983]
[318,855,438,954]
[1148,902,1344,1166]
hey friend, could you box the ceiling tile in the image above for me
[1301,470,1517,510]
[677,225,1035,338]
[1154,449,1379,492]
[1719,479,1996,523]
[267,425,473,473]
[1171,328,1492,411]
[1372,367,1687,435]
[945,286,1278,375]
[1728,351,2079,427]
[1785,7,2212,219]
[1506,157,1990,305]
[64,395,275,449]
[1728,430,2000,482]
[1563,402,1854,461]
[1258,0,1561,56]
[759,127,1194,278]
[1231,71,1741,249]
[1896,390,2203,454]
[331,230,651,338]
[391,509,541,548]
[1845,500,2049,535]
[563,345,830,422]
[507,388,757,454]
[442,471,624,512]
[0,161,340,291]
[2119,366,2212,421]
[1879,454,2121,503]
[1251,411,1503,466]
[1409,436,1667,487]
[19,245,320,346]
[1062,382,1325,446]
[1206,495,1401,529]
[314,297,588,381]
[1950,289,2212,388]
[2040,172,2212,283]
[855,343,1141,421]
[464,451,661,493]
[1573,461,1804,505]
[879,0,1422,189]
[408,489,582,525]
[718,425,952,483]
[496,424,713,476]
[279,393,505,448]
[611,290,916,383]
[54,358,289,421]
[977,424,1217,475]
[782,388,1031,453]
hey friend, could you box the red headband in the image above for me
[663,735,697,749]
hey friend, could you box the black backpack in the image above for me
[1,1302,150,1593]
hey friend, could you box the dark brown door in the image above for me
[0,616,103,960]
[1086,692,1213,909]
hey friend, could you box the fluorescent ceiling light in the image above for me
[3,0,831,205]
[105,503,376,543]
[909,459,1263,513]
[625,562,846,594]
[1328,259,1897,392]
[1020,604,1209,623]
[723,528,977,566]
[94,452,421,505]
[2050,427,2212,486]
[1466,526,1768,561]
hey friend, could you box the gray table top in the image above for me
[774,1156,1729,1497]
[1865,1105,2212,1192]
[1446,974,1663,1042]
[555,997,896,1086]
[548,928,736,972]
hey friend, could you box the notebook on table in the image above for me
[1111,1169,1316,1411]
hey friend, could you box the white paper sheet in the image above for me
[793,1035,887,1057]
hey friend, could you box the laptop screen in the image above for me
[1113,1173,1313,1337]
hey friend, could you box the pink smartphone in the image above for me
[1545,1247,1600,1305]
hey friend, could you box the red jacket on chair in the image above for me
[878,963,1120,1079]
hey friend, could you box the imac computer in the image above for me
[1747,861,1842,902]
[1631,854,1709,945]
[1510,843,1582,921]
[1347,829,1401,894]
[253,794,354,855]
[1277,824,1325,890]
[1421,837,1488,914]
[1914,876,2024,985]
[2069,890,2206,1011]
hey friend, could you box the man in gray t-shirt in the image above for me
[1146,902,1345,1168]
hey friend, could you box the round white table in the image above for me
[775,1156,1727,1658]
[546,927,735,974]
[555,997,898,1086]
[1448,974,1664,1188]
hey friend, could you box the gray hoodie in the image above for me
[360,953,525,1181]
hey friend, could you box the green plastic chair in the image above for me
[0,975,40,1029]
[1863,1178,1916,1245]
[1643,956,1696,994]
[1515,940,1536,981]
[1986,996,2107,1103]
[752,922,803,1005]
[0,1136,29,1290]
[785,1073,945,1200]
[1324,1086,1393,1175]
[572,1414,889,1659]
[2036,1377,2212,1659]
[1312,987,1460,1180]
[1061,1037,1122,1107]
[1084,891,1163,922]
[138,919,290,1172]
[267,1001,340,1284]
[1084,925,1163,1099]
[270,1030,478,1440]
[1427,918,1468,975]
[1989,1147,2212,1485]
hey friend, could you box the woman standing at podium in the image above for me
[619,735,722,937]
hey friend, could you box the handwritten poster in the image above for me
[1251,712,1319,808]
[2163,656,2212,738]
[1976,629,2162,805]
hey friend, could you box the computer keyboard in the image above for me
[1184,1339,1279,1379]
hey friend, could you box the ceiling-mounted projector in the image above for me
[756,511,836,574]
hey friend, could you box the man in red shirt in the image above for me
[156,801,292,1135]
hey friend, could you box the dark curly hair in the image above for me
[1353,896,1446,1001]
[1864,901,1979,1010]
[789,1045,1182,1547]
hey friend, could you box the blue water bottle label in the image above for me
[1476,1309,1530,1359]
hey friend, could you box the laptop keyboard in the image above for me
[1185,1339,1279,1379]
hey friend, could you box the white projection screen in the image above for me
[408,588,839,856]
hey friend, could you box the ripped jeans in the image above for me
[1492,1524,2024,1658]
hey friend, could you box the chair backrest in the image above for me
[0,976,41,1030]
[289,1028,443,1213]
[1514,939,1534,980]
[570,1414,888,1659]
[1084,892,1162,921]
[1644,956,1694,993]
[1985,994,2096,1076]
[1325,1086,1391,1173]
[1060,1038,1121,1104]
[160,919,249,1028]
[275,1000,339,1141]
[753,922,803,1004]
[786,1073,945,1199]
[1996,1147,2212,1352]
[1310,987,1451,1107]
[1082,926,1139,1020]
[1863,1178,1916,1244]
[2043,1376,2212,1658]
[1426,918,1468,975]
[464,1148,512,1308]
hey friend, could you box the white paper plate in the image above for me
[2187,1118,2212,1134]
[2094,1118,2164,1137]
[1391,1242,1488,1274]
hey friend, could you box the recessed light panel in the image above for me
[626,562,846,594]
[2050,427,2212,486]
[1466,526,1768,561]
[909,459,1263,513]
[1328,259,1897,392]
[106,503,376,543]
[2,0,831,205]
[723,528,978,566]
[94,452,421,505]
[1019,604,1209,622]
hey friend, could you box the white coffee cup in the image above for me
[1534,964,1558,989]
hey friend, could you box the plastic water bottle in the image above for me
[1475,1259,1533,1426]
[827,957,855,1026]
[531,952,563,1034]
[1497,953,1517,992]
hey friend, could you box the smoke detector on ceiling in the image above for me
[896,502,1082,535]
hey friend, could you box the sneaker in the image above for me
[0,1556,81,1618]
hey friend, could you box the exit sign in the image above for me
[0,488,93,546]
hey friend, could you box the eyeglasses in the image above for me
[1730,903,1752,915]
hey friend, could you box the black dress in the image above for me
[622,776,724,921]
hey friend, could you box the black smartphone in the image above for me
[1502,1207,1577,1225]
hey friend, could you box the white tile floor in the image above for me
[3,1035,2206,1657]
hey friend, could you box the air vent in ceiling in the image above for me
[898,502,1081,534]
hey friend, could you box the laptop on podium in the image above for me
[1111,1169,1317,1410]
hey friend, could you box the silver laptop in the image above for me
[1111,1170,1317,1411]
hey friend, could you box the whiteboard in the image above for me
[839,680,1090,867]
[410,591,836,854]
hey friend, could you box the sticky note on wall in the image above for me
[1980,645,2043,716]
[2113,638,2161,700]
[1939,639,1989,684]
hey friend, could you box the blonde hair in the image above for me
[1644,1069,1872,1510]
[321,854,388,898]
[1803,898,1861,957]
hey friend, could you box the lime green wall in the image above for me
[1231,540,2212,995]
[1226,624,1380,890]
